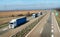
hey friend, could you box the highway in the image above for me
[25,12,50,37]
[41,12,60,37]
[41,12,51,37]
[0,13,44,37]
[0,11,60,37]
[51,13,60,37]
[25,12,60,37]
[0,17,33,37]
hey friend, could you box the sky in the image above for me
[0,0,60,10]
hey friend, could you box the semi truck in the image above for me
[32,13,38,18]
[37,12,43,16]
[9,16,27,29]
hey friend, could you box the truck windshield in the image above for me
[10,23,13,24]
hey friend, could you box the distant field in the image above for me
[0,16,22,29]
[0,10,47,28]
[0,10,41,25]
[0,10,40,25]
[0,17,22,25]
[0,10,42,17]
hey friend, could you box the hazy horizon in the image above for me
[0,0,60,11]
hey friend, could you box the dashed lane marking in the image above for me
[51,34,54,37]
[51,29,54,33]
[51,26,54,29]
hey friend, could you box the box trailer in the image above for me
[9,16,27,29]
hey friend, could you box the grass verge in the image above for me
[0,23,8,29]
[56,16,60,27]
[55,10,60,28]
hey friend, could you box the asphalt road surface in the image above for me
[25,12,50,37]
[25,12,60,37]
[41,12,51,37]
[0,14,44,37]
[51,12,60,37]
[0,16,33,35]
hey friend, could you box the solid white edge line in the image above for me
[56,21,60,32]
[25,13,49,37]
[53,13,60,32]
[51,34,54,37]
[40,28,43,33]
[25,20,40,37]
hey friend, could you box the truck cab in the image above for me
[9,19,16,29]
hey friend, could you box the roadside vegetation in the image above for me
[0,16,22,29]
[0,10,46,29]
[0,13,32,29]
[12,14,46,37]
[55,10,60,27]
[0,23,8,29]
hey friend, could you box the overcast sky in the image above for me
[0,0,60,10]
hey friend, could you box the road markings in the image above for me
[25,13,50,37]
[51,24,54,37]
[40,28,43,33]
[53,13,60,32]
[56,20,60,32]
[51,26,54,37]
[51,29,54,33]
[51,26,53,29]
[51,24,54,33]
[25,21,40,37]
[51,13,54,37]
[51,34,54,37]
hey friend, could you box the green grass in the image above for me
[0,16,22,29]
[0,23,8,29]
[56,16,60,27]
[55,10,60,27]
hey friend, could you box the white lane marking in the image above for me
[25,22,40,37]
[40,28,43,33]
[56,21,60,32]
[51,13,54,37]
[51,34,54,37]
[53,13,60,32]
[51,29,54,33]
[51,26,54,29]
[51,24,54,33]
[25,14,49,37]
